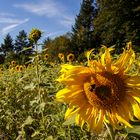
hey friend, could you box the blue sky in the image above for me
[0,0,82,43]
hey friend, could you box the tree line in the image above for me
[0,0,140,64]
[44,0,140,60]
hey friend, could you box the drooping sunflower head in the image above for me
[28,28,42,43]
[67,53,75,62]
[58,53,65,62]
[56,42,140,133]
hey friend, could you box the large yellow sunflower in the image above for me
[56,42,140,133]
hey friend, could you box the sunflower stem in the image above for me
[104,122,115,140]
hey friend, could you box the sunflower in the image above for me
[15,65,20,71]
[27,63,33,69]
[58,53,65,62]
[56,42,140,133]
[11,60,16,66]
[28,28,42,43]
[44,53,49,60]
[67,53,75,62]
[19,65,24,72]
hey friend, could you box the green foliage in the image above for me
[94,0,140,52]
[0,56,97,139]
[0,34,15,64]
[14,30,33,64]
[71,0,97,59]
[43,34,71,61]
[1,43,140,139]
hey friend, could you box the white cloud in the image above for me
[13,0,64,17]
[13,0,75,28]
[0,13,15,17]
[0,17,26,24]
[59,16,75,27]
[46,30,65,38]
[0,17,29,35]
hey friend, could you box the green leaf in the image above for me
[38,102,46,111]
[63,114,76,125]
[24,82,35,90]
[127,125,140,138]
[31,130,40,137]
[22,116,34,127]
[46,136,53,140]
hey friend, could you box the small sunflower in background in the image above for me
[56,42,140,133]
[50,62,55,67]
[27,63,33,69]
[19,65,24,72]
[15,65,20,72]
[11,60,16,66]
[28,28,42,43]
[58,53,65,62]
[44,53,49,60]
[67,53,75,62]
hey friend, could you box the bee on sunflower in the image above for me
[56,42,140,133]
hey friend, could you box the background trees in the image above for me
[43,33,71,61]
[14,30,33,64]
[94,0,140,52]
[71,0,97,59]
[0,34,15,65]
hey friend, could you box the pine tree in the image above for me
[0,34,15,64]
[1,33,14,57]
[14,30,33,64]
[71,0,97,58]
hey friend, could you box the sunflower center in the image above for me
[84,72,126,110]
[95,85,111,99]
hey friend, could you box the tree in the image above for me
[71,0,97,58]
[14,30,33,64]
[1,34,14,57]
[94,0,140,52]
[42,37,52,52]
[43,34,71,61]
[0,34,15,64]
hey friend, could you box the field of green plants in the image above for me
[0,52,107,140]
[1,47,140,140]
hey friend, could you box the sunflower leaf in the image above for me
[127,125,140,138]
[63,114,76,125]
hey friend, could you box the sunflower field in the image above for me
[0,29,140,140]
